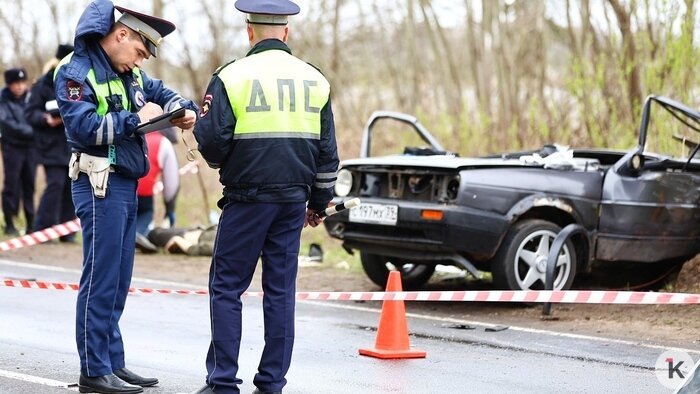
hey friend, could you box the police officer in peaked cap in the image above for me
[113,4,174,58]
[54,1,198,392]
[192,0,339,393]
[234,0,300,21]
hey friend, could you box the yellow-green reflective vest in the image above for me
[218,50,330,139]
[54,54,144,116]
[55,54,144,164]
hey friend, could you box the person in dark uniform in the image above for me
[54,1,198,393]
[191,1,339,393]
[0,67,35,235]
[26,44,76,241]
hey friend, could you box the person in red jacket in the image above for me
[135,129,179,252]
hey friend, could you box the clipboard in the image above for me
[136,107,186,134]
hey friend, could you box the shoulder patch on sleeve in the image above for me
[66,80,84,101]
[199,94,213,118]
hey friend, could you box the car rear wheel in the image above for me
[492,219,577,291]
[360,252,435,289]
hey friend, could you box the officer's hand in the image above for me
[304,208,323,228]
[137,102,163,123]
[171,109,197,130]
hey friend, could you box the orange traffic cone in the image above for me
[359,271,427,359]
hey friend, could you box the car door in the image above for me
[597,96,700,263]
[598,163,700,262]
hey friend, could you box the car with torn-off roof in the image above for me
[324,96,700,290]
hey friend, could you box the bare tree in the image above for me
[0,4,24,65]
[151,0,165,78]
[465,1,491,121]
[2,0,698,161]
[608,0,642,117]
[420,0,464,131]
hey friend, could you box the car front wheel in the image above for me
[360,252,436,289]
[492,219,577,291]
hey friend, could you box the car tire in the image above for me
[492,219,577,291]
[360,252,435,289]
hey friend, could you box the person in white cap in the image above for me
[53,1,198,393]
[192,0,339,393]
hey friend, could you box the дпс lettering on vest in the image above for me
[246,78,322,113]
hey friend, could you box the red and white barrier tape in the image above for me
[2,280,700,304]
[0,220,81,252]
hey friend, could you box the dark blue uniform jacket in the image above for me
[54,0,197,179]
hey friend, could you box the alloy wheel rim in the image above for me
[513,229,572,290]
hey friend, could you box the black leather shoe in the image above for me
[113,368,158,387]
[78,374,143,393]
[190,385,216,394]
[252,388,281,394]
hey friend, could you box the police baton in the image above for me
[313,198,361,220]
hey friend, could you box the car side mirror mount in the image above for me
[614,151,644,177]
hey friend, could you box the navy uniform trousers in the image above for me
[206,201,306,394]
[73,172,138,377]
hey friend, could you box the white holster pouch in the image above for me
[69,153,113,198]
[68,153,80,181]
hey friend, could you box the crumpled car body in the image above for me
[323,96,700,290]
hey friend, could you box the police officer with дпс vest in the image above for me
[54,1,198,393]
[192,0,339,393]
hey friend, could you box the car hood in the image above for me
[341,154,537,170]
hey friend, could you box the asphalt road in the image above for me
[0,259,696,394]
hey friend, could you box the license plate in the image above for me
[349,203,398,226]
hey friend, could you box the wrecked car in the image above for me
[323,95,700,290]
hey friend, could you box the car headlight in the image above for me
[335,169,353,196]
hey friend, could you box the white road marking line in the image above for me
[0,260,203,289]
[3,258,699,356]
[0,369,75,390]
[0,259,81,274]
